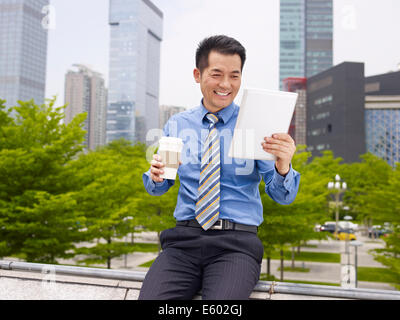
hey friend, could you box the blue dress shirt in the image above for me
[143,101,300,226]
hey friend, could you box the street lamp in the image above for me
[343,215,353,265]
[328,174,347,237]
[349,240,363,288]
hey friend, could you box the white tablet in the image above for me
[228,88,298,160]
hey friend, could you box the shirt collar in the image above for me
[199,99,237,125]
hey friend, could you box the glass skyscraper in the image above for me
[365,109,400,167]
[0,0,49,112]
[279,0,333,89]
[107,0,163,144]
[365,71,400,167]
[365,97,400,167]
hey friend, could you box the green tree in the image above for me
[363,162,400,289]
[0,98,86,262]
[258,147,343,280]
[68,139,149,268]
[341,153,392,228]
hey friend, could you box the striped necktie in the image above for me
[195,113,221,230]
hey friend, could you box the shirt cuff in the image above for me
[143,171,167,193]
[154,179,167,187]
[273,163,294,191]
[148,174,167,187]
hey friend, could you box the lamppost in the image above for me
[343,215,353,263]
[349,240,363,288]
[327,174,347,237]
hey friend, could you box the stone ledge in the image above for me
[1,260,399,300]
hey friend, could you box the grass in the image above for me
[266,250,341,263]
[357,267,398,284]
[138,258,156,268]
[130,243,159,252]
[277,266,310,273]
[284,279,340,286]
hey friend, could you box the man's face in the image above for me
[194,51,242,113]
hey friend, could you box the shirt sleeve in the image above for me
[142,116,177,196]
[256,160,301,205]
[142,170,176,196]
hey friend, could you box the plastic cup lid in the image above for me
[159,136,183,145]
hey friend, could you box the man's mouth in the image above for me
[214,91,231,97]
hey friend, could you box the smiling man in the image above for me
[193,48,242,114]
[139,35,301,300]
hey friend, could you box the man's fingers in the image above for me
[151,159,165,168]
[261,142,289,153]
[263,138,291,148]
[151,174,164,183]
[265,133,295,144]
[151,166,164,174]
[150,166,165,183]
[150,154,165,182]
[272,133,293,141]
[261,145,284,157]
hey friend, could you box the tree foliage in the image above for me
[0,98,86,262]
[359,162,400,289]
[66,139,149,268]
[0,98,181,266]
[258,147,344,280]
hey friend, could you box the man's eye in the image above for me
[212,74,221,77]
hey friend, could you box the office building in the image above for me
[107,0,163,145]
[364,70,400,166]
[283,77,307,146]
[65,65,107,150]
[279,0,333,89]
[365,96,400,167]
[365,70,400,96]
[306,62,366,163]
[0,0,49,112]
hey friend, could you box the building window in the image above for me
[314,111,330,120]
[311,129,322,136]
[314,95,332,107]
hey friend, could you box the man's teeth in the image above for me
[215,92,229,96]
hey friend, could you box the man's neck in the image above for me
[202,101,228,114]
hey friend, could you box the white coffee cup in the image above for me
[158,137,183,180]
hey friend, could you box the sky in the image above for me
[45,0,400,109]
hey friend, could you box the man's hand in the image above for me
[261,133,296,176]
[150,154,166,183]
[150,154,182,183]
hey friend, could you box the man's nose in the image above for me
[219,76,231,89]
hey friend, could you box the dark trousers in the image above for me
[138,225,264,300]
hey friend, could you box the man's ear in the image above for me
[193,68,201,83]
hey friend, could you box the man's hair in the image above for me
[195,35,246,74]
